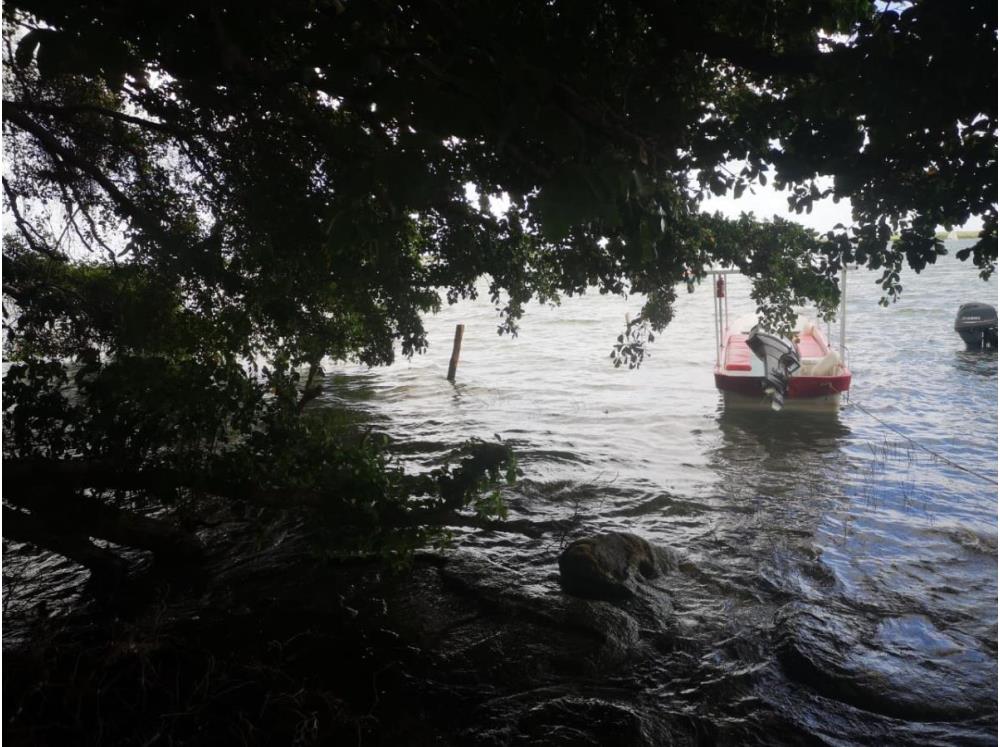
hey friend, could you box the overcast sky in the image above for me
[699,173,984,234]
[472,169,984,235]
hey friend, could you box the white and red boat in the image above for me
[710,271,851,410]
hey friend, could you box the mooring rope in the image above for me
[846,399,999,486]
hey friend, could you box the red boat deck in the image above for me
[724,335,753,371]
[715,327,851,406]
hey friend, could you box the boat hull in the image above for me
[714,371,852,410]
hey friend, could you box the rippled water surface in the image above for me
[4,243,996,744]
[320,242,998,743]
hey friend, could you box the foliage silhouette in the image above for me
[2,0,996,574]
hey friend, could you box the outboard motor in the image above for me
[747,327,801,411]
[954,303,998,349]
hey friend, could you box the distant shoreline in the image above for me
[889,231,981,241]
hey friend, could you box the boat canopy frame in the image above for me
[708,267,849,369]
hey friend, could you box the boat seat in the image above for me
[724,335,753,371]
[796,350,843,376]
[795,333,826,360]
[809,350,842,376]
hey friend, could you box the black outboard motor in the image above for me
[747,327,801,411]
[955,303,998,349]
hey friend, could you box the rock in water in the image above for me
[775,602,996,722]
[558,532,665,600]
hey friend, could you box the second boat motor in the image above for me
[954,303,998,349]
[747,327,801,411]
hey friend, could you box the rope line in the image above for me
[846,399,999,486]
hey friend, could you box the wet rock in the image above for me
[467,690,674,747]
[433,553,644,668]
[514,695,652,746]
[254,549,682,744]
[776,602,996,722]
[558,532,673,600]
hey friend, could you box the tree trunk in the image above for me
[10,489,203,563]
[3,506,128,585]
[4,460,203,570]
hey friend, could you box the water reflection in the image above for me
[953,348,999,377]
[716,408,851,453]
[711,409,850,497]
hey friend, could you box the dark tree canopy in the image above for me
[2,0,997,573]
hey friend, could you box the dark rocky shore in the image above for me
[4,510,996,746]
[3,522,689,745]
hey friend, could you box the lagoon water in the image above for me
[321,241,998,743]
[4,242,996,743]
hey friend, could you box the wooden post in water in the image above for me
[447,324,465,382]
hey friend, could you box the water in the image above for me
[5,243,996,743]
[319,242,998,742]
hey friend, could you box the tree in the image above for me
[3,0,996,579]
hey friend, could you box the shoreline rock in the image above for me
[558,532,676,601]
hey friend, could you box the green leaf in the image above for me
[535,163,614,241]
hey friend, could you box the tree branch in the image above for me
[65,178,118,259]
[2,458,335,511]
[2,457,509,530]
[6,100,188,137]
[1,176,67,261]
[296,361,324,413]
[633,0,827,77]
[8,488,202,562]
[4,105,169,243]
[3,506,128,584]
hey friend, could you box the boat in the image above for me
[710,270,852,411]
[954,302,997,349]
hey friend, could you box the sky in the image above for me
[470,170,985,236]
[699,172,985,234]
[700,175,852,232]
